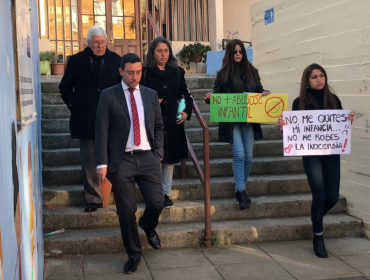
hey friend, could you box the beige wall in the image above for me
[223,0,261,43]
[251,0,370,237]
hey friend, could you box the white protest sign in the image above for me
[283,110,351,156]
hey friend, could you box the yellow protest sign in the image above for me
[210,93,288,123]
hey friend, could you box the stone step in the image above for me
[195,99,211,112]
[40,76,215,94]
[43,194,347,231]
[190,89,211,101]
[41,113,219,132]
[42,92,64,105]
[43,213,362,257]
[42,156,303,185]
[42,105,70,119]
[42,126,282,149]
[41,89,213,105]
[43,174,310,207]
[42,119,69,133]
[42,140,283,166]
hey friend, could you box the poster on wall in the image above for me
[282,110,352,156]
[16,0,36,126]
[210,93,288,123]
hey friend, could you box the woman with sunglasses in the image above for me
[278,63,355,258]
[204,39,270,210]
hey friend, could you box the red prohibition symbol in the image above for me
[265,97,284,118]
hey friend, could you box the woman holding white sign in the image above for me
[278,63,355,258]
[204,39,270,210]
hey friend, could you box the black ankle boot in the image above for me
[313,235,328,258]
[235,191,249,210]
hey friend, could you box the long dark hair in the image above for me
[143,36,177,68]
[299,63,338,110]
[218,39,259,89]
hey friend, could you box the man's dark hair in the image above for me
[120,53,142,70]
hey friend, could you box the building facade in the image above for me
[38,0,211,61]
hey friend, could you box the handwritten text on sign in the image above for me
[210,93,288,123]
[282,110,351,156]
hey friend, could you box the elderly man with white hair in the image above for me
[59,25,121,212]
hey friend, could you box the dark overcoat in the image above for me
[140,66,193,164]
[208,72,267,143]
[59,47,121,139]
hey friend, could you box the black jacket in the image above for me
[140,66,193,164]
[207,72,266,143]
[59,47,121,139]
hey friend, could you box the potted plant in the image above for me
[51,54,66,75]
[39,51,55,75]
[176,42,211,71]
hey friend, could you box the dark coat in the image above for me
[95,84,164,173]
[59,47,121,139]
[140,66,193,164]
[208,72,266,143]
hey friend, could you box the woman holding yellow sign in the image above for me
[278,63,355,258]
[204,39,270,210]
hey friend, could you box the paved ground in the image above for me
[44,236,370,280]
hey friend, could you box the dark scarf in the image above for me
[307,88,325,109]
[87,47,106,76]
[150,65,174,79]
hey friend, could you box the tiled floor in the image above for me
[44,236,370,280]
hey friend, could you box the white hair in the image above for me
[87,26,107,41]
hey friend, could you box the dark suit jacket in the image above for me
[59,47,121,139]
[95,83,164,173]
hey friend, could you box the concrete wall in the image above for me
[251,0,370,237]
[223,0,261,43]
[0,0,43,279]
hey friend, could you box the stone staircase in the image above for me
[41,75,363,257]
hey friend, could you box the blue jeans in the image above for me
[231,124,254,192]
[302,155,340,233]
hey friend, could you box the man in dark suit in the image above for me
[59,26,121,212]
[95,53,164,274]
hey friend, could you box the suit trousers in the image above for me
[110,151,164,259]
[79,139,102,203]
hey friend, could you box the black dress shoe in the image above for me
[84,202,103,213]
[138,221,161,249]
[313,235,328,258]
[124,258,140,274]
[235,190,249,210]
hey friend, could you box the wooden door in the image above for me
[106,0,141,57]
[78,0,141,57]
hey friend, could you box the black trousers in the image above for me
[302,154,340,233]
[79,139,102,203]
[110,151,164,259]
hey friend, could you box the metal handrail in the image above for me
[147,13,161,39]
[181,102,211,248]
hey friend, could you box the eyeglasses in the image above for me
[90,41,108,47]
[233,50,243,55]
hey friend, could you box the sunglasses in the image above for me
[233,50,243,55]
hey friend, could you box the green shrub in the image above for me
[39,51,56,62]
[176,42,211,71]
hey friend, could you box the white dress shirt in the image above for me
[96,81,151,169]
[121,81,151,152]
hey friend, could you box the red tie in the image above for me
[128,88,141,146]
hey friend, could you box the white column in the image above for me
[208,0,224,50]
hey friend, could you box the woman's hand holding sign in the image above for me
[204,92,212,101]
[347,110,355,122]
